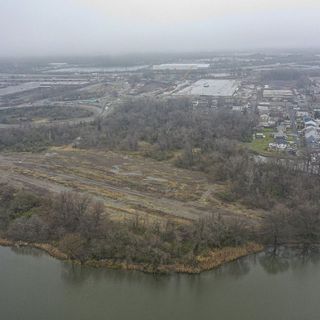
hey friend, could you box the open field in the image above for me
[246,129,275,156]
[0,147,262,225]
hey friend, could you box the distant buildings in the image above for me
[305,127,319,145]
[153,64,210,71]
[263,89,294,100]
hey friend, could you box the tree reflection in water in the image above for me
[9,245,320,291]
[259,251,290,275]
[10,246,45,258]
[215,258,251,279]
[259,246,320,275]
[60,262,92,286]
[59,260,173,289]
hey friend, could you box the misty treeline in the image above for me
[260,69,313,90]
[262,69,305,81]
[0,185,250,270]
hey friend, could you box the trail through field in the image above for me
[0,150,262,224]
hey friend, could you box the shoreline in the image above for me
[0,238,263,274]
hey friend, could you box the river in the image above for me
[0,246,319,320]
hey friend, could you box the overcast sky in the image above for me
[1,0,319,56]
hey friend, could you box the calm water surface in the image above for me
[0,246,319,320]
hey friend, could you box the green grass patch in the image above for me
[246,129,275,156]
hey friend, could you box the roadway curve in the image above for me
[0,103,103,129]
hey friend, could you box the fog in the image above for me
[1,0,320,56]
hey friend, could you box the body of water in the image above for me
[0,246,319,320]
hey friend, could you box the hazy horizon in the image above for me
[1,0,320,57]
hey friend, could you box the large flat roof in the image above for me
[176,79,239,97]
[263,89,293,98]
[153,64,210,71]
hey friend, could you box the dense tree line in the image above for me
[0,124,83,152]
[94,98,255,150]
[0,185,251,270]
[200,149,320,249]
[0,106,93,125]
[0,97,255,153]
[1,97,320,253]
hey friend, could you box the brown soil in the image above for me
[0,148,264,225]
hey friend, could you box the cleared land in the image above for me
[246,129,275,156]
[0,147,262,224]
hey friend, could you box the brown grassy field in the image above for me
[0,146,263,225]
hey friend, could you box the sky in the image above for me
[0,0,319,56]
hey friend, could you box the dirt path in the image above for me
[0,166,208,221]
[0,150,261,224]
